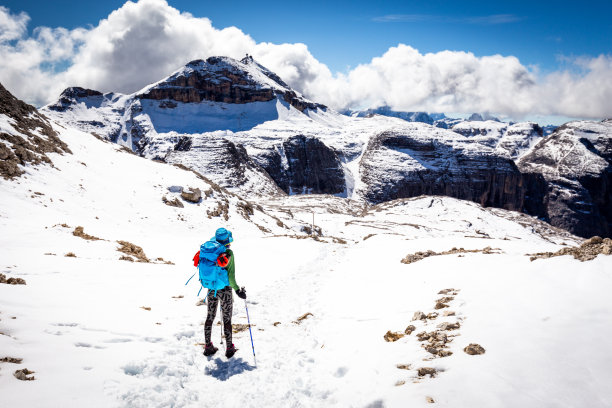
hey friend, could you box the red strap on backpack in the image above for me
[193,251,200,267]
[217,253,229,268]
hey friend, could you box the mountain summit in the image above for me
[44,55,330,140]
[137,56,325,112]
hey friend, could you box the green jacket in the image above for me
[225,248,239,291]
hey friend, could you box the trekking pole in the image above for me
[244,298,257,367]
[220,302,224,345]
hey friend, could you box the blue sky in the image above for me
[1,0,611,123]
[4,0,611,75]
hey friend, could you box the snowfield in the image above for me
[1,124,611,408]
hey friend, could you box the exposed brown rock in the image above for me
[529,237,612,262]
[0,82,71,179]
[0,273,26,285]
[14,368,35,381]
[236,201,256,220]
[404,325,416,335]
[417,331,449,345]
[181,188,202,203]
[426,312,439,320]
[443,311,456,316]
[119,256,134,262]
[417,367,437,377]
[72,226,101,241]
[434,301,449,310]
[425,346,439,355]
[384,331,405,342]
[295,312,313,324]
[426,396,435,403]
[207,201,230,220]
[395,380,406,386]
[232,323,253,333]
[437,322,461,331]
[273,322,281,326]
[402,247,501,264]
[396,363,412,370]
[464,343,486,355]
[412,311,427,321]
[162,196,184,208]
[1,357,22,363]
[65,252,76,257]
[140,306,151,311]
[117,240,149,263]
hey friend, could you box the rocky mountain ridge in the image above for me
[0,83,71,179]
[2,56,608,238]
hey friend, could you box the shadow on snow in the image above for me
[205,357,255,380]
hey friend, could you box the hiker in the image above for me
[193,227,247,358]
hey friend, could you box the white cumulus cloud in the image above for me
[0,0,611,119]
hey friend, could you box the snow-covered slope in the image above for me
[451,120,543,159]
[2,118,612,407]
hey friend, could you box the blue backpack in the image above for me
[197,240,229,295]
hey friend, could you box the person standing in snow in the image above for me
[193,227,246,358]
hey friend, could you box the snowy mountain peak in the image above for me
[136,55,325,112]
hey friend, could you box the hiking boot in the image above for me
[203,342,218,356]
[225,343,238,358]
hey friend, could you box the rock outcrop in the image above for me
[529,236,612,261]
[0,82,71,179]
[518,120,612,238]
[180,188,202,203]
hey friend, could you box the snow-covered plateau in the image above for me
[1,77,612,408]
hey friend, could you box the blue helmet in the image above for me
[213,228,233,245]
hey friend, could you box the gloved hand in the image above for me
[235,287,247,299]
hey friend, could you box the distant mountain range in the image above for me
[1,56,609,238]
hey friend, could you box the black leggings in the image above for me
[204,287,233,345]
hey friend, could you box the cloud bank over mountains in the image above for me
[1,0,611,119]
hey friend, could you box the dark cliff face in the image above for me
[47,87,104,112]
[137,57,325,112]
[256,135,346,195]
[518,121,612,238]
[0,82,71,179]
[359,129,526,210]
